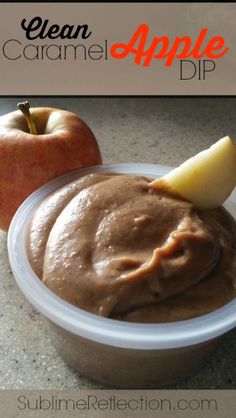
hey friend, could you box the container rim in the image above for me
[7,163,236,350]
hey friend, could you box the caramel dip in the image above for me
[27,173,236,323]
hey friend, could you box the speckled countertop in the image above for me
[0,97,236,389]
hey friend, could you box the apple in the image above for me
[0,102,102,231]
[149,136,236,209]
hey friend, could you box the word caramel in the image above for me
[110,24,229,67]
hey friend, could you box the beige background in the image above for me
[0,3,235,94]
[0,390,236,418]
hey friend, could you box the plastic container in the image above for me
[7,163,236,388]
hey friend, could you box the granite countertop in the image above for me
[0,97,236,389]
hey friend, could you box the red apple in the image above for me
[0,102,102,231]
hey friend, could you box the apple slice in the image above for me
[149,136,236,209]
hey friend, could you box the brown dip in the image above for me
[27,173,236,323]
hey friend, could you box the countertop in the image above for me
[0,97,236,389]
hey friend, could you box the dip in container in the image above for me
[7,164,236,388]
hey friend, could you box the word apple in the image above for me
[111,24,229,67]
[0,102,102,231]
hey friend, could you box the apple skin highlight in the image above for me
[0,106,102,231]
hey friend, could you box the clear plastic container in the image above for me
[7,164,236,388]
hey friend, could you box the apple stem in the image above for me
[17,101,37,135]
